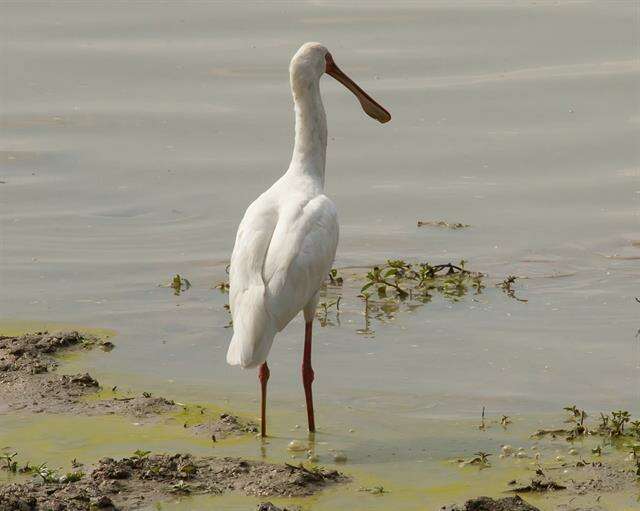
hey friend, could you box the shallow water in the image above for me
[1,1,639,509]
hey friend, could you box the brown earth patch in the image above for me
[0,452,347,510]
[0,332,257,437]
[190,412,260,440]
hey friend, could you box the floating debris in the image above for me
[416,220,470,230]
[159,274,191,296]
[498,275,528,303]
[359,485,388,495]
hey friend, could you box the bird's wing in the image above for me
[229,195,278,295]
[263,194,339,331]
[227,195,279,367]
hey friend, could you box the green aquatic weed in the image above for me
[36,463,59,483]
[1,449,18,473]
[132,449,151,460]
[498,275,528,302]
[61,471,84,483]
[328,268,343,286]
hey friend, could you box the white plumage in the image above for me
[224,43,389,435]
[227,188,339,368]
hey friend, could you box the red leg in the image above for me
[258,362,270,437]
[302,321,316,432]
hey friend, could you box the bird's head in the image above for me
[289,42,391,124]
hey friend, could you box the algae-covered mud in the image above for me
[2,1,639,510]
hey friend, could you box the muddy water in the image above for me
[1,1,639,509]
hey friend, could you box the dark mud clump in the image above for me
[191,412,259,440]
[442,496,541,511]
[0,331,107,414]
[257,503,300,511]
[0,331,92,373]
[0,453,347,510]
[100,395,177,418]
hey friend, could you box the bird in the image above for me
[226,42,390,437]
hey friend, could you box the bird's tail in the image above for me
[226,286,277,369]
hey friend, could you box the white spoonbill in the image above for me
[226,42,390,437]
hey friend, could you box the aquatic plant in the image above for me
[564,405,588,439]
[159,274,191,296]
[170,480,192,494]
[498,275,528,303]
[35,463,59,483]
[458,451,492,468]
[360,259,483,302]
[61,471,84,483]
[132,449,151,460]
[356,292,374,336]
[327,268,343,286]
[1,449,18,473]
[417,220,470,229]
[317,297,341,327]
[223,303,233,328]
[214,281,230,293]
[359,485,388,495]
[479,406,487,430]
[597,410,631,437]
[532,406,639,443]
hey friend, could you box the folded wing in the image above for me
[227,194,338,368]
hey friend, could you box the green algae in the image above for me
[0,319,115,341]
[0,321,636,509]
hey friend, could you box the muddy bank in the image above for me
[190,412,259,440]
[0,331,178,418]
[0,452,347,510]
[442,496,540,511]
[507,461,636,496]
[0,332,257,437]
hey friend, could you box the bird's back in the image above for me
[226,180,338,368]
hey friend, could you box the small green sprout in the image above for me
[61,471,84,483]
[132,449,151,460]
[214,281,230,293]
[170,480,192,494]
[359,485,389,495]
[1,449,18,473]
[328,268,343,286]
[162,274,191,296]
[36,463,59,483]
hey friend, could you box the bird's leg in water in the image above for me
[302,321,315,432]
[258,362,270,437]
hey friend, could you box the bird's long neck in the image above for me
[287,78,327,187]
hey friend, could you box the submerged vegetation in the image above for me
[498,275,528,303]
[416,220,470,230]
[360,259,483,301]
[317,297,341,327]
[532,405,640,442]
[457,451,492,468]
[159,274,192,296]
